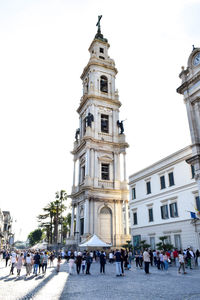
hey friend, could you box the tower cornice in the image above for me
[81,60,118,80]
[77,94,121,113]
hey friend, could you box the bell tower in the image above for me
[69,16,130,247]
[177,46,200,197]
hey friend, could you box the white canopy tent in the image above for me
[79,234,112,248]
[31,242,48,250]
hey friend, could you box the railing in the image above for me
[98,180,114,189]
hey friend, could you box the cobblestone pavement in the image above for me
[1,259,200,300]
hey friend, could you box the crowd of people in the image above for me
[0,247,200,278]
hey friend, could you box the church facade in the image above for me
[69,21,130,247]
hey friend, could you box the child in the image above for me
[68,255,75,275]
[81,257,86,274]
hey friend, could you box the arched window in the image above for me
[100,206,112,243]
[100,76,108,93]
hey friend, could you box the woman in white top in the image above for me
[26,253,33,276]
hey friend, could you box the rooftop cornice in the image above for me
[177,70,200,94]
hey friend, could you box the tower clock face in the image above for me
[193,52,200,66]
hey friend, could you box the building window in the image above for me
[169,202,178,218]
[133,212,137,225]
[146,181,151,194]
[168,172,175,186]
[174,234,181,250]
[160,175,166,189]
[196,196,200,211]
[150,237,155,250]
[148,208,153,222]
[132,187,136,200]
[165,235,171,244]
[100,47,104,53]
[191,165,195,179]
[161,204,169,219]
[80,218,84,235]
[100,75,108,93]
[83,117,87,135]
[81,165,85,182]
[101,163,109,180]
[101,114,109,133]
[133,235,141,248]
[99,56,105,60]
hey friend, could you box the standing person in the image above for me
[159,251,164,270]
[5,251,10,267]
[68,254,75,275]
[33,252,40,276]
[186,248,192,269]
[196,249,200,267]
[81,256,86,274]
[76,252,82,274]
[16,253,24,277]
[139,251,143,269]
[178,250,187,274]
[57,255,61,273]
[143,249,150,274]
[149,250,153,267]
[109,251,114,263]
[25,253,33,276]
[135,251,139,268]
[156,251,161,270]
[128,250,132,269]
[86,252,92,275]
[99,251,106,274]
[49,252,54,267]
[10,251,17,275]
[163,252,169,271]
[153,250,157,266]
[173,249,178,266]
[121,249,125,275]
[114,249,122,276]
[124,250,128,270]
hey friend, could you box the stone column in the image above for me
[85,148,90,177]
[70,205,75,236]
[84,199,89,234]
[123,152,126,181]
[73,160,76,186]
[117,153,121,180]
[125,200,129,235]
[75,204,80,235]
[90,149,94,178]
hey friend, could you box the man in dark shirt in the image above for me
[99,251,106,274]
[33,252,40,276]
[115,249,122,276]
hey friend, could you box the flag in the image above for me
[190,212,197,219]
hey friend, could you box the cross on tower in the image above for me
[96,15,102,33]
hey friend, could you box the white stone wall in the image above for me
[129,146,200,250]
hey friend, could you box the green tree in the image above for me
[139,240,151,251]
[28,229,43,246]
[156,236,174,251]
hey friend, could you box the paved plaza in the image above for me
[0,259,200,300]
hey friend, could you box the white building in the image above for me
[69,17,130,247]
[129,146,200,251]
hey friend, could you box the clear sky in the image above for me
[0,0,199,240]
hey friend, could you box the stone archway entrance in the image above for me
[99,206,112,244]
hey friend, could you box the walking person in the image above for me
[33,252,40,276]
[76,252,82,274]
[139,251,143,269]
[178,250,187,274]
[128,250,132,269]
[135,251,140,268]
[114,249,122,276]
[143,249,150,274]
[81,256,86,274]
[5,251,10,267]
[16,253,24,277]
[10,251,17,275]
[42,252,48,274]
[25,253,33,276]
[99,250,106,274]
